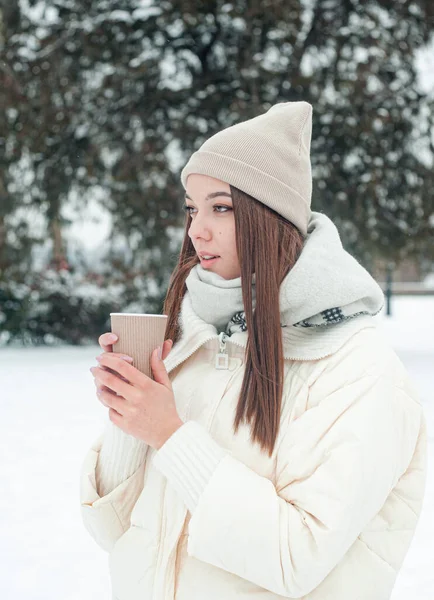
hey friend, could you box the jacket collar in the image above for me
[164,291,377,373]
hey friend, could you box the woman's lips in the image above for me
[200,256,220,266]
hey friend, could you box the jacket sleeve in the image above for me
[80,424,148,553]
[151,372,423,598]
[95,420,149,497]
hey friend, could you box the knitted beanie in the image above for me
[180,101,313,236]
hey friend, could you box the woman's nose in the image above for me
[188,214,211,239]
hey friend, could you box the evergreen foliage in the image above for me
[0,0,433,345]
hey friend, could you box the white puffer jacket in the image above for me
[80,304,427,600]
[80,213,427,600]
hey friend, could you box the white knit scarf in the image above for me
[185,265,255,334]
[184,211,385,337]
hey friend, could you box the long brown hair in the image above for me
[163,185,305,457]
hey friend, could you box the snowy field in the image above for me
[1,295,433,600]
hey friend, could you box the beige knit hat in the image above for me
[180,101,313,236]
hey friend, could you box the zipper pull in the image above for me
[215,332,229,370]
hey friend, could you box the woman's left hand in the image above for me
[90,344,184,450]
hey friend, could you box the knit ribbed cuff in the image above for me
[151,420,228,514]
[95,420,149,497]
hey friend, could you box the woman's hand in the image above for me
[93,333,173,399]
[91,333,183,450]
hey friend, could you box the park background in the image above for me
[0,1,433,599]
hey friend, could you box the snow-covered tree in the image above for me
[0,0,433,344]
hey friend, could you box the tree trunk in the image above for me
[0,214,6,271]
[51,217,66,271]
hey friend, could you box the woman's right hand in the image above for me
[93,333,173,407]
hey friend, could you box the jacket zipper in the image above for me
[215,331,229,369]
[167,331,245,373]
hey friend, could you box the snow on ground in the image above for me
[1,295,433,599]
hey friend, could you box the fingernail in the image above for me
[157,345,162,360]
[120,355,133,362]
[95,355,102,362]
[108,334,117,342]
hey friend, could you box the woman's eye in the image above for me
[182,205,231,214]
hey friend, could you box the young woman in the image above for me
[81,102,427,600]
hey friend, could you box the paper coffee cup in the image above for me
[110,313,168,379]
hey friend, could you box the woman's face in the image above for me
[185,174,241,280]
